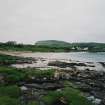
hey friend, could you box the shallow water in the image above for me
[11,52,105,71]
[19,52,105,62]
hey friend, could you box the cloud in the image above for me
[0,0,105,43]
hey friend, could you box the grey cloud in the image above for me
[0,0,105,44]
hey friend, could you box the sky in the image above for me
[0,0,105,44]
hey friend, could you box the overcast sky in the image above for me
[0,0,105,44]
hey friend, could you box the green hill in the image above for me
[35,40,71,48]
[0,40,105,52]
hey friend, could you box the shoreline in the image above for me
[0,50,105,71]
[0,51,105,104]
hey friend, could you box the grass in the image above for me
[28,101,39,105]
[0,53,32,65]
[26,69,55,79]
[0,66,26,84]
[0,85,20,98]
[0,85,20,105]
[42,87,94,105]
[0,66,55,84]
[0,96,20,105]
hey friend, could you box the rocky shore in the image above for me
[8,56,105,104]
[18,68,105,105]
[1,51,105,105]
[47,61,105,105]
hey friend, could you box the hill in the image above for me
[0,40,105,52]
[35,40,71,48]
[35,40,105,52]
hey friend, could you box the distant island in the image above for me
[0,40,105,52]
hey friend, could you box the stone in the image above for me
[87,96,95,101]
[20,86,28,91]
[92,98,101,105]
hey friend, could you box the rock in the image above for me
[99,62,105,68]
[92,98,101,105]
[54,70,60,80]
[0,74,5,82]
[76,83,92,92]
[20,86,28,91]
[101,98,105,105]
[24,82,64,90]
[48,61,87,68]
[56,89,62,92]
[87,96,95,101]
[65,74,71,79]
[87,96,101,105]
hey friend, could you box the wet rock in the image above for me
[20,86,28,91]
[48,61,87,68]
[93,98,101,105]
[87,96,101,105]
[76,83,92,92]
[24,82,64,90]
[101,98,105,105]
[99,62,105,68]
[87,96,95,101]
